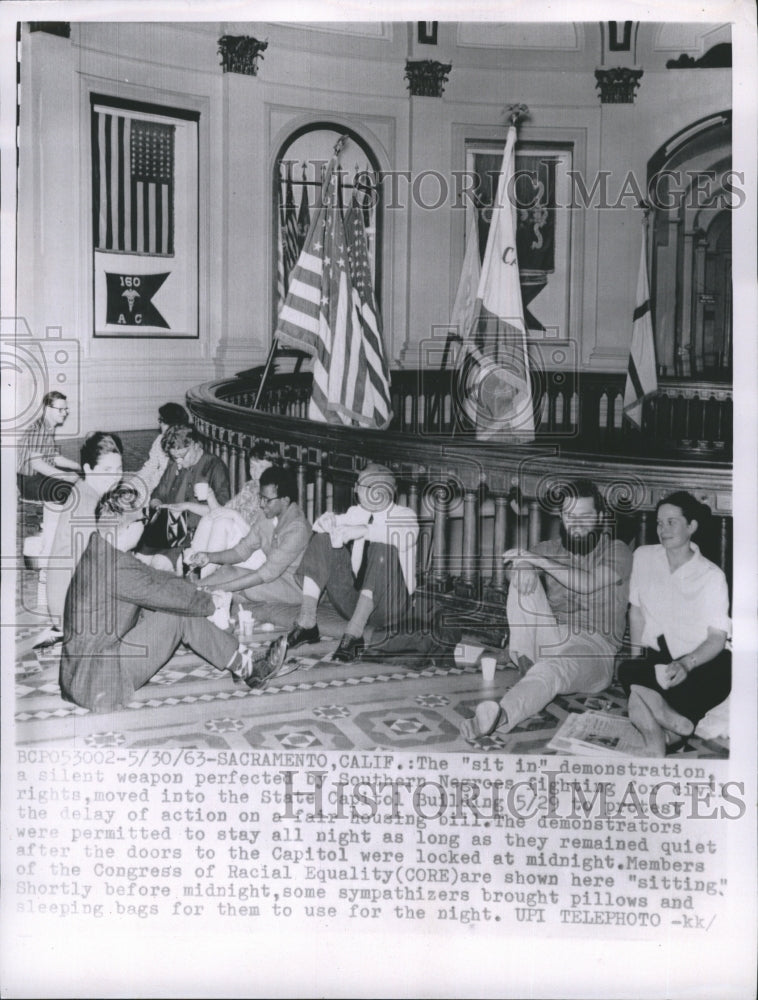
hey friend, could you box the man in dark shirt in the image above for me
[61,493,287,713]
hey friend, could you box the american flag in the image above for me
[343,192,392,427]
[276,177,286,313]
[92,110,174,256]
[276,167,392,429]
[297,166,311,246]
[282,163,300,289]
[457,126,535,442]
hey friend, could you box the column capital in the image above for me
[594,66,643,104]
[404,59,452,98]
[218,35,268,76]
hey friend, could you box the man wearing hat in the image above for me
[286,464,419,662]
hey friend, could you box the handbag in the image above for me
[140,507,188,550]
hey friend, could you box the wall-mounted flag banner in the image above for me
[93,111,175,256]
[105,272,170,328]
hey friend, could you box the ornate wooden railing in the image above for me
[230,366,732,459]
[186,369,732,598]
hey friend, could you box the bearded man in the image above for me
[461,478,632,740]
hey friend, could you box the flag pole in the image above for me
[254,134,351,411]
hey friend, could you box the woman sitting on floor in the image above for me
[124,401,188,506]
[38,431,124,647]
[183,443,277,578]
[137,424,230,567]
[617,491,731,756]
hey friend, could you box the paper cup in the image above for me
[194,482,209,501]
[480,656,497,683]
[238,609,254,639]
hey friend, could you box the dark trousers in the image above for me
[296,533,410,630]
[617,646,731,726]
[18,472,74,504]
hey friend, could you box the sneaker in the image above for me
[245,636,289,690]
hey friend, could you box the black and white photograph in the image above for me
[1,2,756,997]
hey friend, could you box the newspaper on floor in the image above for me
[547,710,641,756]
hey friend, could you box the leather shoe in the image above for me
[287,623,320,648]
[332,633,365,663]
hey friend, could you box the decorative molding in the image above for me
[218,35,268,76]
[666,43,731,69]
[417,22,438,45]
[607,21,633,52]
[404,59,452,98]
[594,67,643,104]
[29,22,70,38]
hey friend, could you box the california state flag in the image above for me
[458,126,535,441]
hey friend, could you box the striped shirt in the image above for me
[17,417,59,476]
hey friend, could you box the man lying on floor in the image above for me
[461,478,632,741]
[287,464,419,662]
[59,491,287,713]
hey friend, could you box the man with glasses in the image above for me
[139,424,229,564]
[189,466,310,606]
[17,391,81,503]
[17,392,83,612]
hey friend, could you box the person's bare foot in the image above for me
[627,689,667,757]
[460,700,506,741]
[631,684,694,737]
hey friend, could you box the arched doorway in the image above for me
[272,123,383,323]
[647,112,733,379]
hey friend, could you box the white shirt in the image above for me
[126,433,169,505]
[313,502,419,594]
[629,543,731,659]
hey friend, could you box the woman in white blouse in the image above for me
[618,491,731,755]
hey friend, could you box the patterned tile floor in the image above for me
[13,568,729,757]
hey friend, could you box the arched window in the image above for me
[272,124,382,325]
[648,112,732,379]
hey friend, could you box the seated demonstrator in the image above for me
[45,431,124,630]
[461,478,632,740]
[16,391,81,503]
[124,401,189,506]
[60,492,287,713]
[287,464,419,662]
[193,466,310,604]
[617,491,731,756]
[139,423,230,561]
[186,443,278,577]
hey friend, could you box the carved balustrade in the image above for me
[186,371,732,602]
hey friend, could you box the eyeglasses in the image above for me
[259,494,279,505]
[50,406,69,412]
